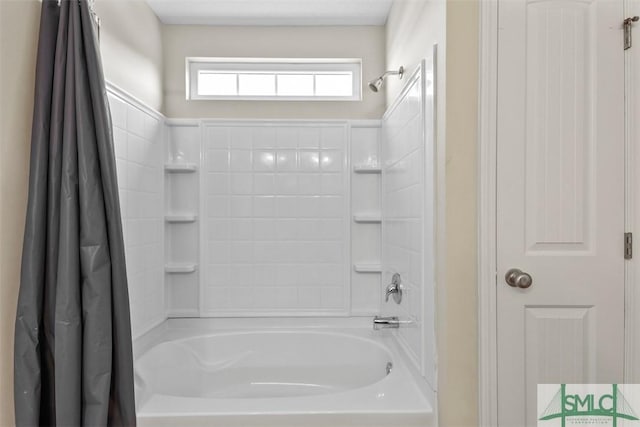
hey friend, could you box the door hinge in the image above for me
[625,232,633,260]
[624,16,639,50]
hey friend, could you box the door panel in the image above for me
[496,0,625,425]
[524,306,596,388]
[524,1,594,254]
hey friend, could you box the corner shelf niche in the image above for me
[353,264,382,273]
[165,163,197,173]
[353,213,382,223]
[353,165,382,174]
[350,126,383,315]
[165,122,201,317]
[165,214,197,223]
[165,263,197,274]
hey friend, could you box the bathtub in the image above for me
[134,318,433,427]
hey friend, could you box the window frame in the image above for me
[186,57,362,101]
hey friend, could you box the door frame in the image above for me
[624,0,640,387]
[477,0,499,424]
[476,0,638,424]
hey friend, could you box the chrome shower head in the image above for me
[368,77,384,93]
[367,66,404,93]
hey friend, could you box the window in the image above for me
[187,58,362,101]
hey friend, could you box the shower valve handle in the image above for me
[385,273,403,304]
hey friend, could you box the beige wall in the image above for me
[441,0,479,425]
[94,0,164,112]
[0,2,163,425]
[386,1,479,425]
[0,2,40,425]
[162,25,386,119]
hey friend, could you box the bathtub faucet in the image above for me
[373,316,400,330]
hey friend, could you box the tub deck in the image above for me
[134,318,434,427]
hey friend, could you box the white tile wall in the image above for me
[108,90,165,338]
[382,65,436,389]
[109,91,387,330]
[201,123,350,316]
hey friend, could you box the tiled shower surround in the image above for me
[108,89,165,338]
[202,124,349,315]
[382,64,436,388]
[159,119,381,318]
[107,66,434,388]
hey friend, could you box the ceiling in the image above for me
[145,0,395,26]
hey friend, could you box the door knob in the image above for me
[505,268,533,289]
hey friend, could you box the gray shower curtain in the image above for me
[14,0,136,425]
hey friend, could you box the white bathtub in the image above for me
[134,319,433,427]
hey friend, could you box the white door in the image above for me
[496,0,626,425]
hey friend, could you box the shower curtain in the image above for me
[14,0,136,425]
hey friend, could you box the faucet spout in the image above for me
[373,316,400,330]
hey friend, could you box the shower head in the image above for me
[368,77,384,93]
[368,66,404,93]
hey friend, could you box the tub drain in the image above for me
[386,362,393,375]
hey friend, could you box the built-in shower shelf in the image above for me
[165,263,197,274]
[353,264,382,273]
[167,309,200,318]
[353,165,382,174]
[353,213,382,223]
[165,163,197,173]
[165,214,197,223]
